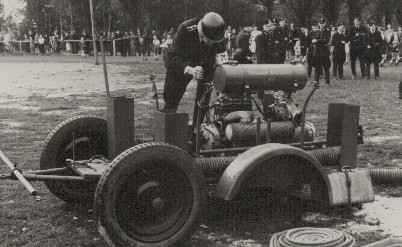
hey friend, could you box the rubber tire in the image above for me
[40,116,107,203]
[95,142,207,247]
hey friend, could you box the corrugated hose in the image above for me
[269,227,355,247]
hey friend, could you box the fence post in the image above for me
[19,42,22,53]
[113,40,116,56]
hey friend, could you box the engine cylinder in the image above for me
[225,121,296,144]
[213,64,307,94]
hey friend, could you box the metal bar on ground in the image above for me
[100,36,110,98]
[0,150,37,196]
[28,167,68,175]
[21,174,88,181]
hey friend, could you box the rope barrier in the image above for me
[269,227,355,247]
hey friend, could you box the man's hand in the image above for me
[188,66,204,80]
[312,39,317,43]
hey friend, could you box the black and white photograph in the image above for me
[0,0,401,246]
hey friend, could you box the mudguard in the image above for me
[215,143,374,206]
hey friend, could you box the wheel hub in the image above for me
[152,197,165,212]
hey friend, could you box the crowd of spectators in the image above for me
[225,19,401,83]
[0,21,401,73]
[0,27,176,58]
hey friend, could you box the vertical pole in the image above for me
[19,42,22,53]
[113,40,116,56]
[89,0,99,65]
[256,117,261,145]
[60,0,62,35]
[100,36,110,98]
[266,119,271,143]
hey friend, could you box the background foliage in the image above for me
[2,0,402,36]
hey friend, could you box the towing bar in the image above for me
[0,150,37,196]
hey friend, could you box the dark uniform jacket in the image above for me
[331,32,348,63]
[364,30,383,63]
[302,32,313,60]
[255,31,277,64]
[348,25,367,51]
[288,27,300,49]
[164,18,226,76]
[234,29,252,59]
[311,28,331,58]
[275,26,289,50]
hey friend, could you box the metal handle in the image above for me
[0,150,37,196]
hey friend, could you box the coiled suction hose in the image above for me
[369,169,402,185]
[269,227,355,247]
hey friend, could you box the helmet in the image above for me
[199,12,225,42]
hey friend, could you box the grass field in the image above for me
[0,55,401,246]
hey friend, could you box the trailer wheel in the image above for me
[95,143,206,247]
[40,116,107,203]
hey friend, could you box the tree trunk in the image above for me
[383,0,393,25]
[322,0,341,25]
[261,0,274,19]
[282,0,320,27]
[220,0,231,25]
[396,0,402,25]
[347,0,361,25]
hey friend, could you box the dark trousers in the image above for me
[313,56,331,83]
[39,44,45,53]
[163,70,193,111]
[366,62,379,79]
[333,62,344,79]
[277,49,286,63]
[350,49,365,77]
[307,63,313,77]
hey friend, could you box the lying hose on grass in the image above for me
[270,227,355,247]
[369,168,402,185]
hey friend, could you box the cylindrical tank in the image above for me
[225,121,315,144]
[213,64,307,93]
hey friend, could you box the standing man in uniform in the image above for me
[255,20,278,64]
[349,17,367,79]
[163,12,227,114]
[364,23,383,79]
[311,18,331,84]
[275,18,289,63]
[288,22,300,62]
[305,21,317,78]
[233,23,254,64]
[330,23,348,80]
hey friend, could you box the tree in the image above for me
[280,0,320,26]
[321,0,343,25]
[382,0,394,25]
[259,0,275,19]
[396,0,402,25]
[346,0,370,25]
[0,2,4,31]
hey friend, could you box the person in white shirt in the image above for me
[152,35,161,60]
[249,26,261,56]
[38,34,45,54]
